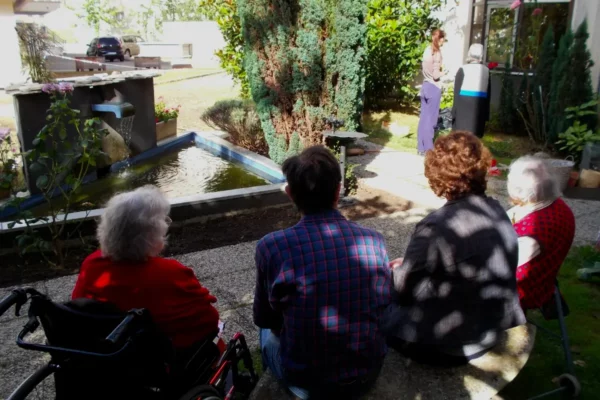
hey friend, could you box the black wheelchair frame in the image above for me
[526,282,581,399]
[0,288,258,400]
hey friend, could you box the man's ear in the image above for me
[333,183,341,207]
[285,185,292,200]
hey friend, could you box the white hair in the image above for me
[507,156,561,204]
[97,185,171,261]
[467,44,484,63]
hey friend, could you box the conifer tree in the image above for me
[548,29,573,144]
[238,0,368,164]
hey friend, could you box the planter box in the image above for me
[156,119,177,141]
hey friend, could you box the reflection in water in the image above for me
[32,145,270,216]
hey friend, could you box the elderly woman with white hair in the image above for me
[452,43,491,138]
[72,185,220,350]
[507,157,575,310]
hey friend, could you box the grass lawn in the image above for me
[362,108,537,166]
[154,68,224,85]
[499,246,600,399]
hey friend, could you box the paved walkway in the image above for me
[1,141,598,398]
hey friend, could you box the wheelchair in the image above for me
[526,281,581,399]
[0,288,258,400]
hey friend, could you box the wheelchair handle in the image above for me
[105,309,144,344]
[0,289,27,318]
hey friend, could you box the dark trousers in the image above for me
[387,337,473,368]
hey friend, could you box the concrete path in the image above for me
[353,139,600,246]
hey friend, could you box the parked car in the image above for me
[120,35,145,58]
[86,37,125,62]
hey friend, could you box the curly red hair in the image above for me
[425,131,492,200]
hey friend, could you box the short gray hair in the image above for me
[467,44,484,63]
[97,185,171,261]
[507,156,560,204]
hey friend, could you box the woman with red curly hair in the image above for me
[382,131,525,366]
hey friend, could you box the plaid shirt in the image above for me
[253,210,391,382]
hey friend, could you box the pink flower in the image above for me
[532,8,543,16]
[41,83,59,93]
[58,82,74,93]
[510,0,522,10]
[0,128,10,141]
[488,62,499,70]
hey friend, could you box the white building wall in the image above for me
[0,1,24,89]
[439,0,473,76]
[162,21,225,68]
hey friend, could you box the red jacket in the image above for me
[514,198,575,310]
[72,250,219,349]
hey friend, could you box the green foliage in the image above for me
[238,0,368,164]
[78,0,121,36]
[0,131,19,193]
[15,23,56,84]
[556,99,600,163]
[548,29,573,143]
[159,0,206,22]
[201,99,268,156]
[440,85,454,110]
[565,20,597,132]
[199,0,249,98]
[514,4,554,145]
[155,97,181,122]
[4,85,107,268]
[549,21,597,147]
[499,60,517,134]
[365,0,443,106]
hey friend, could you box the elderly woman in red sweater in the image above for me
[507,156,576,310]
[72,185,219,350]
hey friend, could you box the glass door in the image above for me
[485,3,519,66]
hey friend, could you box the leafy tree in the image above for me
[79,0,121,36]
[238,0,368,164]
[364,0,443,106]
[199,0,249,98]
[159,0,205,22]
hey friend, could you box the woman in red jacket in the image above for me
[72,185,219,350]
[507,157,576,310]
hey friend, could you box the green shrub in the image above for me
[201,99,268,156]
[199,0,249,98]
[556,100,600,163]
[440,85,454,110]
[365,0,443,107]
[238,0,368,164]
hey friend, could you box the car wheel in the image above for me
[119,56,125,62]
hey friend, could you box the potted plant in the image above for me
[0,128,18,200]
[155,97,181,141]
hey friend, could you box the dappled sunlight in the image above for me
[319,306,348,334]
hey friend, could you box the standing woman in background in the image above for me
[417,29,446,155]
[452,44,491,138]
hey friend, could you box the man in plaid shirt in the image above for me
[253,146,392,399]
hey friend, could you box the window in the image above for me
[469,0,571,68]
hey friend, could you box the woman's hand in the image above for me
[390,258,404,269]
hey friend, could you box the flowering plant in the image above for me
[0,128,19,193]
[488,62,499,70]
[155,97,181,123]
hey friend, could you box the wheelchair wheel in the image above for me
[8,364,56,400]
[177,384,222,400]
[558,374,581,397]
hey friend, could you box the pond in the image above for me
[31,144,271,215]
